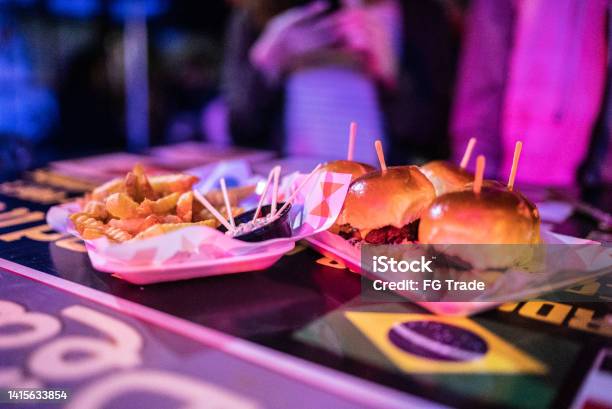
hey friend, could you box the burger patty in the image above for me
[337,226,362,243]
[338,220,420,244]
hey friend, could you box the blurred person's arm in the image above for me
[450,0,515,176]
[331,0,401,89]
[222,9,283,149]
[580,12,612,186]
[250,1,339,83]
[222,3,339,149]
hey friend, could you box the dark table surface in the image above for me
[0,171,611,409]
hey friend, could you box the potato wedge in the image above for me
[134,219,216,240]
[176,191,193,222]
[196,206,243,224]
[205,185,255,207]
[161,214,182,224]
[91,177,124,201]
[72,167,214,242]
[133,164,157,201]
[149,174,198,195]
[123,172,139,201]
[138,192,180,216]
[108,214,160,235]
[83,200,108,220]
[105,192,140,219]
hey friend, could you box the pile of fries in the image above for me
[70,165,243,242]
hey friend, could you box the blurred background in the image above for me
[0,0,230,173]
[1,0,611,187]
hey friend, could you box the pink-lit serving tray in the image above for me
[47,170,353,285]
[305,230,609,316]
[88,240,295,285]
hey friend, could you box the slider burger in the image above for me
[419,137,477,195]
[419,154,541,269]
[321,160,375,183]
[335,166,436,244]
[419,160,472,196]
[464,179,507,191]
[419,187,541,246]
[322,122,375,182]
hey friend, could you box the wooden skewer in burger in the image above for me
[335,140,436,244]
[463,141,523,192]
[418,150,541,269]
[507,141,522,192]
[320,122,376,182]
[419,137,477,196]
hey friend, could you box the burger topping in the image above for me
[337,224,362,241]
[337,220,420,245]
[364,221,419,244]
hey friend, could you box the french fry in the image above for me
[83,200,108,221]
[80,223,131,243]
[134,220,217,240]
[71,166,234,243]
[133,164,157,201]
[205,185,256,207]
[108,214,160,235]
[141,214,161,231]
[82,227,106,240]
[103,225,132,242]
[123,172,138,201]
[153,192,180,214]
[176,191,193,222]
[162,214,182,224]
[91,177,124,201]
[149,174,198,195]
[138,192,180,216]
[105,192,140,219]
[70,213,105,234]
[195,206,243,224]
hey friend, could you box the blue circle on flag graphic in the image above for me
[388,321,488,362]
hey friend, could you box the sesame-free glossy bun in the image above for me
[321,160,376,182]
[337,166,436,231]
[464,179,507,191]
[419,187,541,245]
[420,160,472,196]
[419,187,541,269]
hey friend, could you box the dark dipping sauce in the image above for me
[218,203,292,242]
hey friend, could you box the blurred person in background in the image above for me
[160,37,222,143]
[222,0,461,165]
[55,1,231,152]
[55,23,126,153]
[452,0,611,186]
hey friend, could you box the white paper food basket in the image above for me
[47,171,352,284]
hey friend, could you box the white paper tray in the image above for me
[89,240,295,285]
[306,230,610,316]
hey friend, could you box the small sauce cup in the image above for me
[218,203,292,242]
